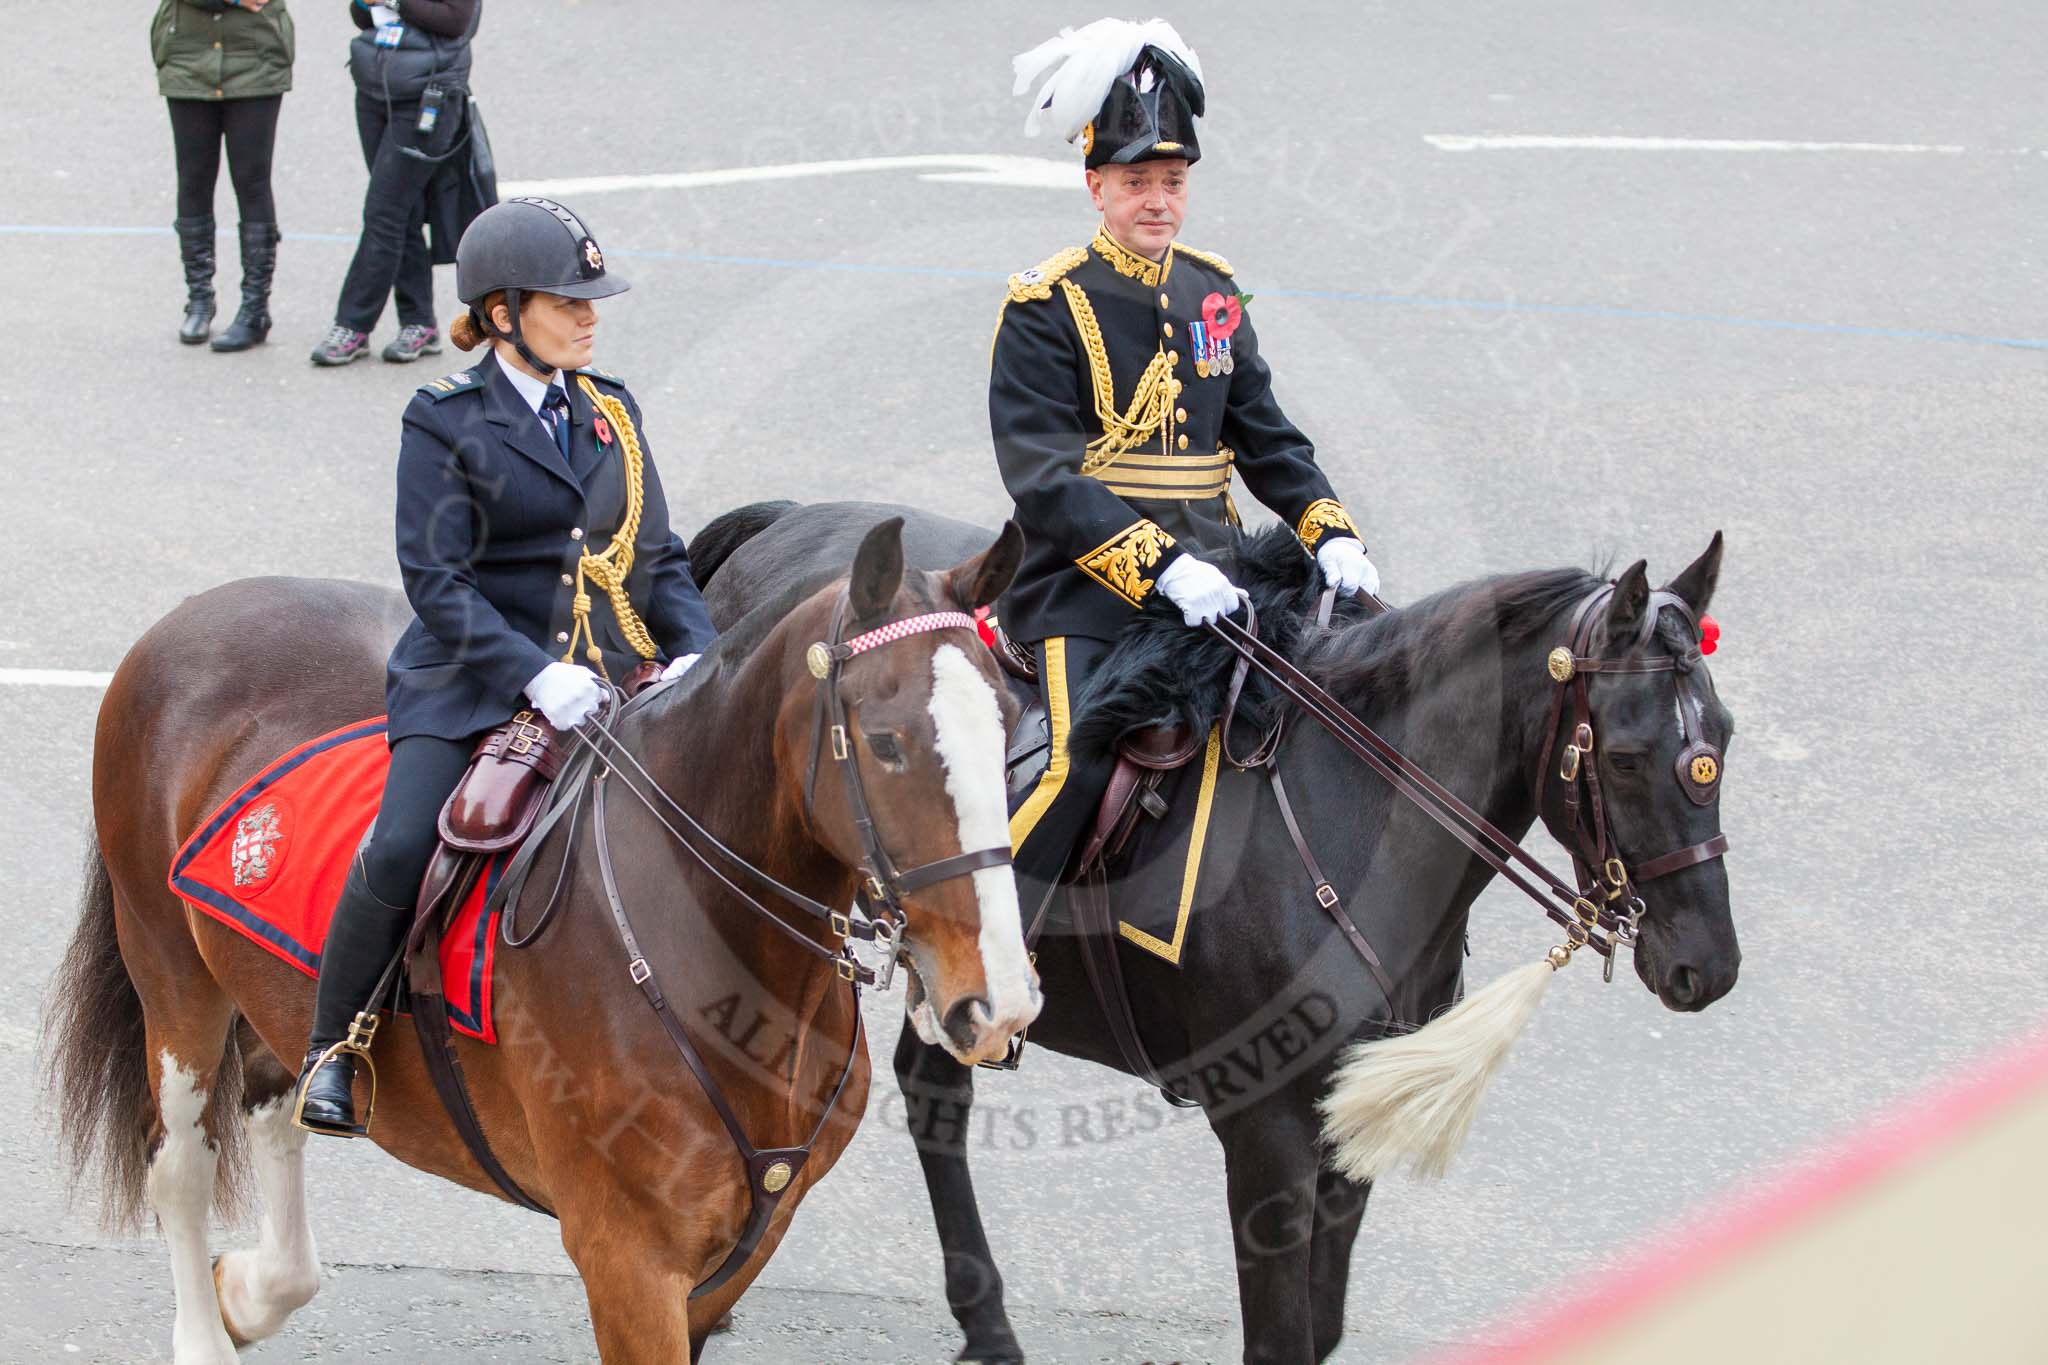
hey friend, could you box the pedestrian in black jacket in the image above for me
[311,0,479,366]
[293,199,718,1137]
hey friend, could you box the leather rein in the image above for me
[479,595,1009,1296]
[1208,583,1729,975]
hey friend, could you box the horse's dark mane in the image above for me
[1068,526,1606,762]
[1301,564,1607,702]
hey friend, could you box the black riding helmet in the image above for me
[455,197,629,373]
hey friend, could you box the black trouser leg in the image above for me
[298,734,473,1134]
[166,99,223,343]
[1009,636,1116,922]
[308,733,474,1043]
[333,93,440,333]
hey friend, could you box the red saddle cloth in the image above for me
[168,718,507,1043]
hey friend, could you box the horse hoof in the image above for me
[211,1257,253,1348]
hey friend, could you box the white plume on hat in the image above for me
[1012,17,1203,144]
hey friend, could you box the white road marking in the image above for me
[501,152,1080,199]
[1425,134,1984,155]
[0,667,112,687]
[925,645,1039,1035]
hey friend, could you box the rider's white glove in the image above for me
[1316,538,1380,598]
[660,653,701,681]
[1156,555,1242,628]
[523,662,602,730]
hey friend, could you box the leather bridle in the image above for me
[800,590,1017,990]
[1532,584,1730,968]
[476,595,1013,1295]
[1207,581,1730,975]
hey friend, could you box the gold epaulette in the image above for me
[1171,243,1234,277]
[1006,246,1090,303]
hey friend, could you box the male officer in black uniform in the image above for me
[995,20,1378,915]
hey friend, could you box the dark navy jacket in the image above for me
[384,357,717,742]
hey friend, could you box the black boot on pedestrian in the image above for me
[293,857,410,1136]
[212,221,278,353]
[174,215,216,345]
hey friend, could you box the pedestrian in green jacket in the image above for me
[151,0,295,351]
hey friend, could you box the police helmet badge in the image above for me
[581,238,604,275]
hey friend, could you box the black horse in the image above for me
[689,500,1740,1365]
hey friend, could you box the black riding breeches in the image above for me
[310,733,472,1043]
[1009,635,1115,923]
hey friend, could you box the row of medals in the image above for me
[1187,319,1236,380]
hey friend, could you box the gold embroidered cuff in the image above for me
[1077,520,1178,606]
[1296,499,1360,552]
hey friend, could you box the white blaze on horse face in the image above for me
[148,1052,240,1364]
[926,645,1039,1030]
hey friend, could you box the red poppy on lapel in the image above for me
[593,415,614,447]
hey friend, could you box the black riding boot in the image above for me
[174,216,215,345]
[211,221,278,353]
[294,856,412,1136]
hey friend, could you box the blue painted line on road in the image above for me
[9,221,2043,352]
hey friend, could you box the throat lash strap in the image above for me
[561,375,657,677]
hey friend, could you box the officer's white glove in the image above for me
[523,662,603,730]
[1316,538,1380,598]
[660,653,701,682]
[1156,555,1242,628]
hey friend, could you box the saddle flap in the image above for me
[437,709,566,854]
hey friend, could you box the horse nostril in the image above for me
[943,996,993,1045]
[1670,965,1702,1006]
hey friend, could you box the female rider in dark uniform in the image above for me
[293,197,718,1135]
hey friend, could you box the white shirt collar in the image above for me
[494,349,561,416]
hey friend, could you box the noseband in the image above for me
[801,591,1016,988]
[1534,586,1731,972]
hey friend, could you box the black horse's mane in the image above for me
[1068,526,1605,762]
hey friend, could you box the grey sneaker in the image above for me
[382,323,442,363]
[310,325,371,367]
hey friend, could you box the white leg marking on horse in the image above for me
[147,1052,239,1365]
[214,1094,321,1342]
[927,645,1040,1030]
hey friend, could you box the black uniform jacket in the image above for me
[384,357,717,743]
[989,226,1361,644]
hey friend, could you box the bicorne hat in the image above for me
[1014,18,1206,169]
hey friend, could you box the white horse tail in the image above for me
[1317,954,1564,1182]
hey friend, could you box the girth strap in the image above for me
[1267,764,1396,1002]
[593,770,864,1298]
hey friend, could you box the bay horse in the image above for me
[44,517,1040,1364]
[687,500,1741,1365]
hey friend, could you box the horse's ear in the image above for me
[946,521,1023,611]
[850,517,905,620]
[1601,559,1651,648]
[1662,530,1723,615]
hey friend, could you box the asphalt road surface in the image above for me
[4,2,2044,1361]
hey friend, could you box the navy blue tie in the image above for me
[542,387,571,461]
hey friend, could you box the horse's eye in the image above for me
[1607,750,1644,772]
[865,733,903,765]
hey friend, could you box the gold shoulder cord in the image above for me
[1059,279,1173,476]
[561,376,659,677]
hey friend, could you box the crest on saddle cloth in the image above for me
[231,801,285,887]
